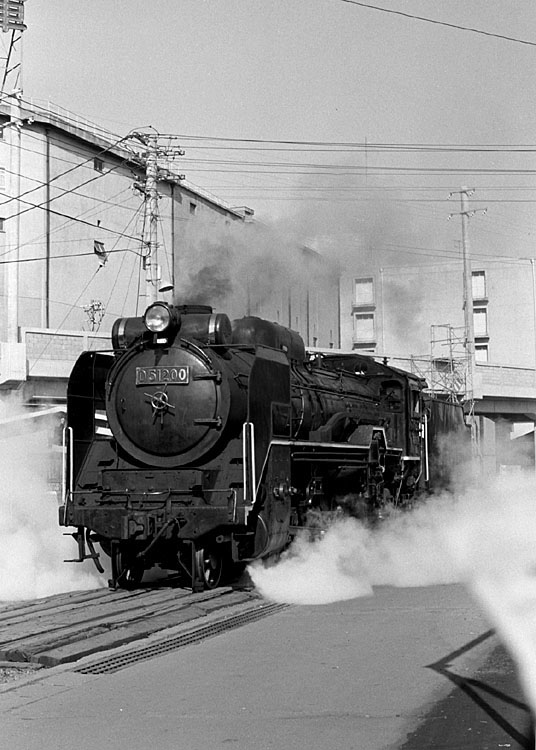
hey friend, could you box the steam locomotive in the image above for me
[60,301,466,590]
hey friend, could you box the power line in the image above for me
[0,188,139,259]
[177,156,536,170]
[160,133,536,149]
[181,144,536,153]
[0,127,130,209]
[338,0,536,47]
[0,245,140,265]
[0,164,136,214]
[1,192,143,243]
[4,159,131,222]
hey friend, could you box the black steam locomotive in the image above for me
[60,302,466,590]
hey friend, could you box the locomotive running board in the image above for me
[253,438,404,496]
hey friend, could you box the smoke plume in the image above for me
[0,401,103,601]
[446,472,536,718]
[249,467,536,718]
[248,494,460,605]
[173,215,335,323]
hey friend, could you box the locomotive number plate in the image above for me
[135,366,190,386]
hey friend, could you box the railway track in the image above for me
[0,582,286,676]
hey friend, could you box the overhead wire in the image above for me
[0,163,137,213]
[135,201,148,316]
[158,133,536,147]
[0,245,141,265]
[0,125,133,209]
[338,0,536,47]
[3,106,535,275]
[4,157,134,222]
[0,187,139,259]
[1,191,144,243]
[26,266,103,376]
[101,202,146,322]
[0,30,15,93]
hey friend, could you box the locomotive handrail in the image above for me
[423,413,429,484]
[61,425,73,505]
[269,438,403,451]
[242,421,257,510]
[59,425,73,526]
[69,426,74,500]
[61,423,67,505]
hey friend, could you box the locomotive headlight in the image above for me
[144,302,173,334]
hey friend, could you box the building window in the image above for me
[0,217,5,232]
[189,202,197,215]
[0,167,5,189]
[353,312,375,341]
[475,344,489,362]
[93,157,104,172]
[354,277,374,307]
[472,270,487,300]
[473,308,488,337]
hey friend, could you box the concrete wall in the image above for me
[340,260,535,368]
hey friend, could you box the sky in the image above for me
[9,0,536,273]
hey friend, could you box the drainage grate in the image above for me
[74,602,288,675]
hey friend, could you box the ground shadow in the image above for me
[423,629,533,748]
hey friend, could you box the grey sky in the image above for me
[16,1,536,270]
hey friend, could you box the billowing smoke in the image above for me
[0,401,103,601]
[248,494,460,605]
[249,464,536,717]
[382,277,424,355]
[179,242,234,307]
[249,423,469,604]
[446,472,536,718]
[271,175,447,355]
[275,180,420,272]
[173,214,335,322]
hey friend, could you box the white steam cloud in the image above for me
[249,469,536,717]
[0,403,103,601]
[248,494,459,605]
[446,472,536,717]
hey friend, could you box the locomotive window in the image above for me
[272,403,291,437]
[411,390,421,413]
[380,381,402,411]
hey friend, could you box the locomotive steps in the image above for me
[0,584,280,671]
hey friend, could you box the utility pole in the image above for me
[0,1,27,342]
[130,132,184,307]
[143,134,159,305]
[448,187,487,403]
[460,187,475,401]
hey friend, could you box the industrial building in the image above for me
[340,260,536,473]
[0,98,340,409]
